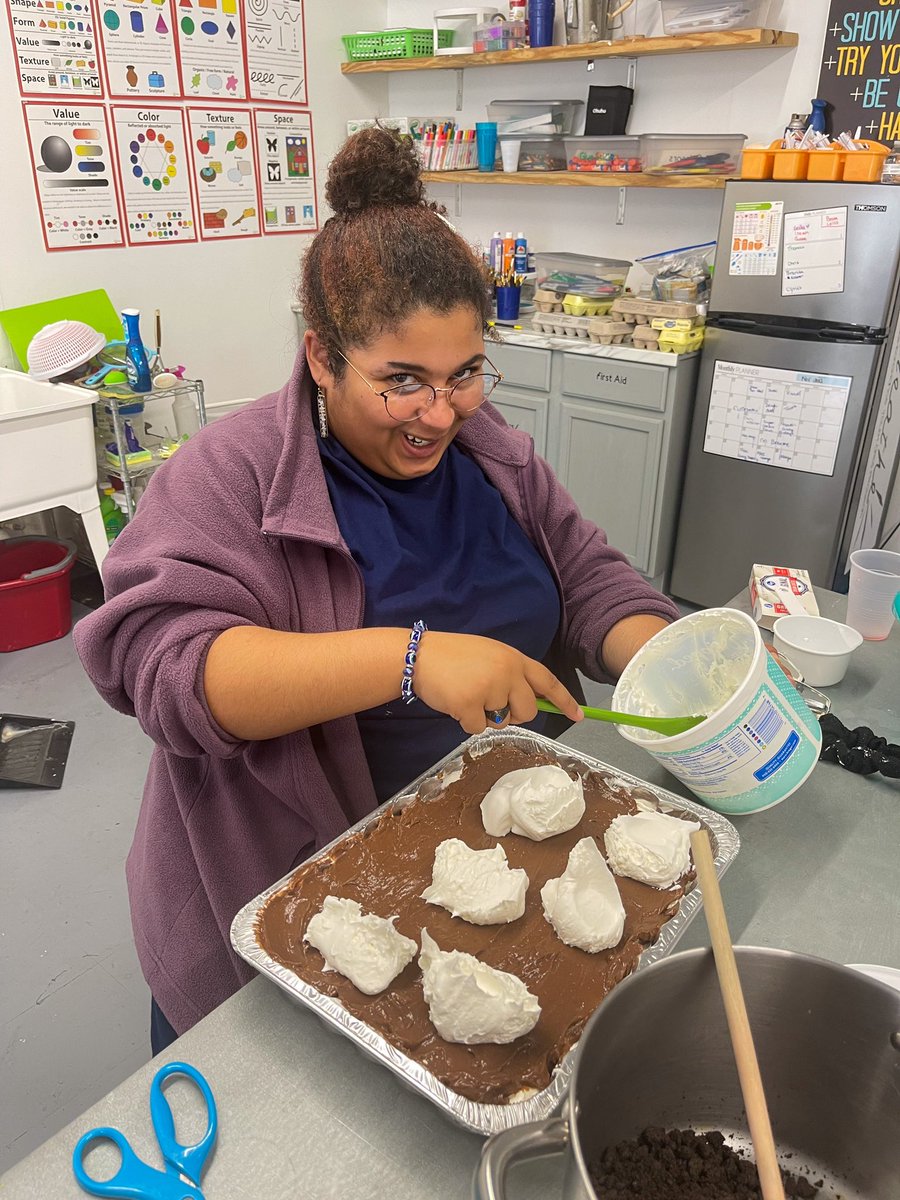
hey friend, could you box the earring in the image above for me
[316,385,329,439]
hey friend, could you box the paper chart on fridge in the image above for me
[782,206,847,298]
[246,0,306,104]
[24,102,124,250]
[188,107,260,239]
[111,106,197,244]
[176,0,246,100]
[7,0,103,98]
[254,109,316,233]
[96,0,180,98]
[703,360,851,477]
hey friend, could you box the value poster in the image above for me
[96,0,180,98]
[7,0,103,98]
[815,1,900,142]
[245,0,306,104]
[187,106,260,239]
[111,105,197,245]
[253,108,316,233]
[23,102,124,250]
[176,0,246,100]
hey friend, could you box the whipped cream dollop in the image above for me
[303,896,417,995]
[421,838,528,925]
[480,764,585,841]
[418,929,541,1044]
[604,811,701,889]
[540,837,626,952]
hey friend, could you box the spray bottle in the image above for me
[121,308,152,393]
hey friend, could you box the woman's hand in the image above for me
[413,631,584,735]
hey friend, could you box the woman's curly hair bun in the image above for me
[326,126,426,216]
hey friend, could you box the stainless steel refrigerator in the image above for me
[669,180,900,607]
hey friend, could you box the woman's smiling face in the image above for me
[305,305,488,480]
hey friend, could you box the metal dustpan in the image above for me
[0,714,75,788]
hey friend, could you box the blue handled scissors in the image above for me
[72,1061,217,1199]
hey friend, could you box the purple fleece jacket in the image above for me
[74,351,678,1034]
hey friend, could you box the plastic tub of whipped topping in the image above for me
[613,609,822,816]
[231,728,739,1135]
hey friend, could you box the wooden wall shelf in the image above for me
[421,171,728,189]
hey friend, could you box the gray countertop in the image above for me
[3,591,898,1199]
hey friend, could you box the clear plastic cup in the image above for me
[846,548,900,640]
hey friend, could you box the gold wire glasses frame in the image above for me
[336,350,503,424]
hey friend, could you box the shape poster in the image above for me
[246,0,306,104]
[254,108,316,233]
[112,106,197,245]
[97,0,180,98]
[7,0,103,98]
[24,102,124,249]
[176,0,246,100]
[188,106,259,238]
[816,1,900,143]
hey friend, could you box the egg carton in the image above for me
[587,317,632,345]
[533,289,613,317]
[611,297,702,325]
[533,289,564,313]
[631,325,660,349]
[657,327,705,354]
[532,312,594,339]
[650,316,705,332]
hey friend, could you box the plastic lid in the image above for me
[27,320,106,381]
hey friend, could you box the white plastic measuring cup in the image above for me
[612,608,821,816]
[845,548,900,640]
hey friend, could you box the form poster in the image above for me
[176,0,246,100]
[96,0,180,98]
[246,0,306,104]
[23,102,124,250]
[111,106,197,245]
[7,0,103,98]
[187,106,259,239]
[254,108,316,233]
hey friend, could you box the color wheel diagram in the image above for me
[188,107,259,239]
[176,0,246,100]
[97,0,180,98]
[111,106,197,245]
[24,102,124,250]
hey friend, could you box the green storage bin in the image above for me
[342,28,454,61]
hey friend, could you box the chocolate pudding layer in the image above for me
[256,744,694,1104]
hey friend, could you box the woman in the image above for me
[76,128,679,1053]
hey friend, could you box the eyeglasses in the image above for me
[336,350,502,424]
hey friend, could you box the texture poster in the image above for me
[188,106,260,238]
[816,1,900,142]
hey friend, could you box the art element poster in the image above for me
[97,0,180,98]
[816,1,900,142]
[176,0,246,100]
[246,0,306,104]
[254,108,316,232]
[7,0,103,98]
[188,106,260,238]
[111,106,197,244]
[23,102,124,249]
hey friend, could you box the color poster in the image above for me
[96,0,180,98]
[815,1,900,142]
[111,106,197,245]
[176,0,246,100]
[23,102,124,249]
[187,106,259,238]
[246,0,306,104]
[253,108,316,233]
[7,0,103,98]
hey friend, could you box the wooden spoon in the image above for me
[690,829,786,1200]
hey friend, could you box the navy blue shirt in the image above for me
[319,434,561,802]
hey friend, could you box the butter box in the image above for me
[749,565,819,630]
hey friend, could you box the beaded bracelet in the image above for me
[401,620,427,704]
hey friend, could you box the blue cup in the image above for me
[475,121,498,172]
[496,286,521,321]
[528,0,555,47]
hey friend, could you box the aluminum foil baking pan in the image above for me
[231,728,740,1136]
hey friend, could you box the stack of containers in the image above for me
[489,99,583,173]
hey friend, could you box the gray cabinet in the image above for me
[491,338,698,592]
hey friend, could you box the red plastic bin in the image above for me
[0,537,77,653]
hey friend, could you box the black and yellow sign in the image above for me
[816,1,900,143]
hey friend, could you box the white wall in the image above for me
[0,5,389,401]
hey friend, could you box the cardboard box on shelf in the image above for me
[749,565,820,631]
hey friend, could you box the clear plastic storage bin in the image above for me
[534,253,632,299]
[487,99,584,136]
[641,133,746,176]
[658,0,772,35]
[564,136,642,173]
[516,136,568,172]
[473,18,527,51]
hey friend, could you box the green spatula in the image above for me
[536,698,706,737]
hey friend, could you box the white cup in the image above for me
[499,137,521,173]
[846,548,900,640]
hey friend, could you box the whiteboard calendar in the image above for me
[704,360,852,477]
